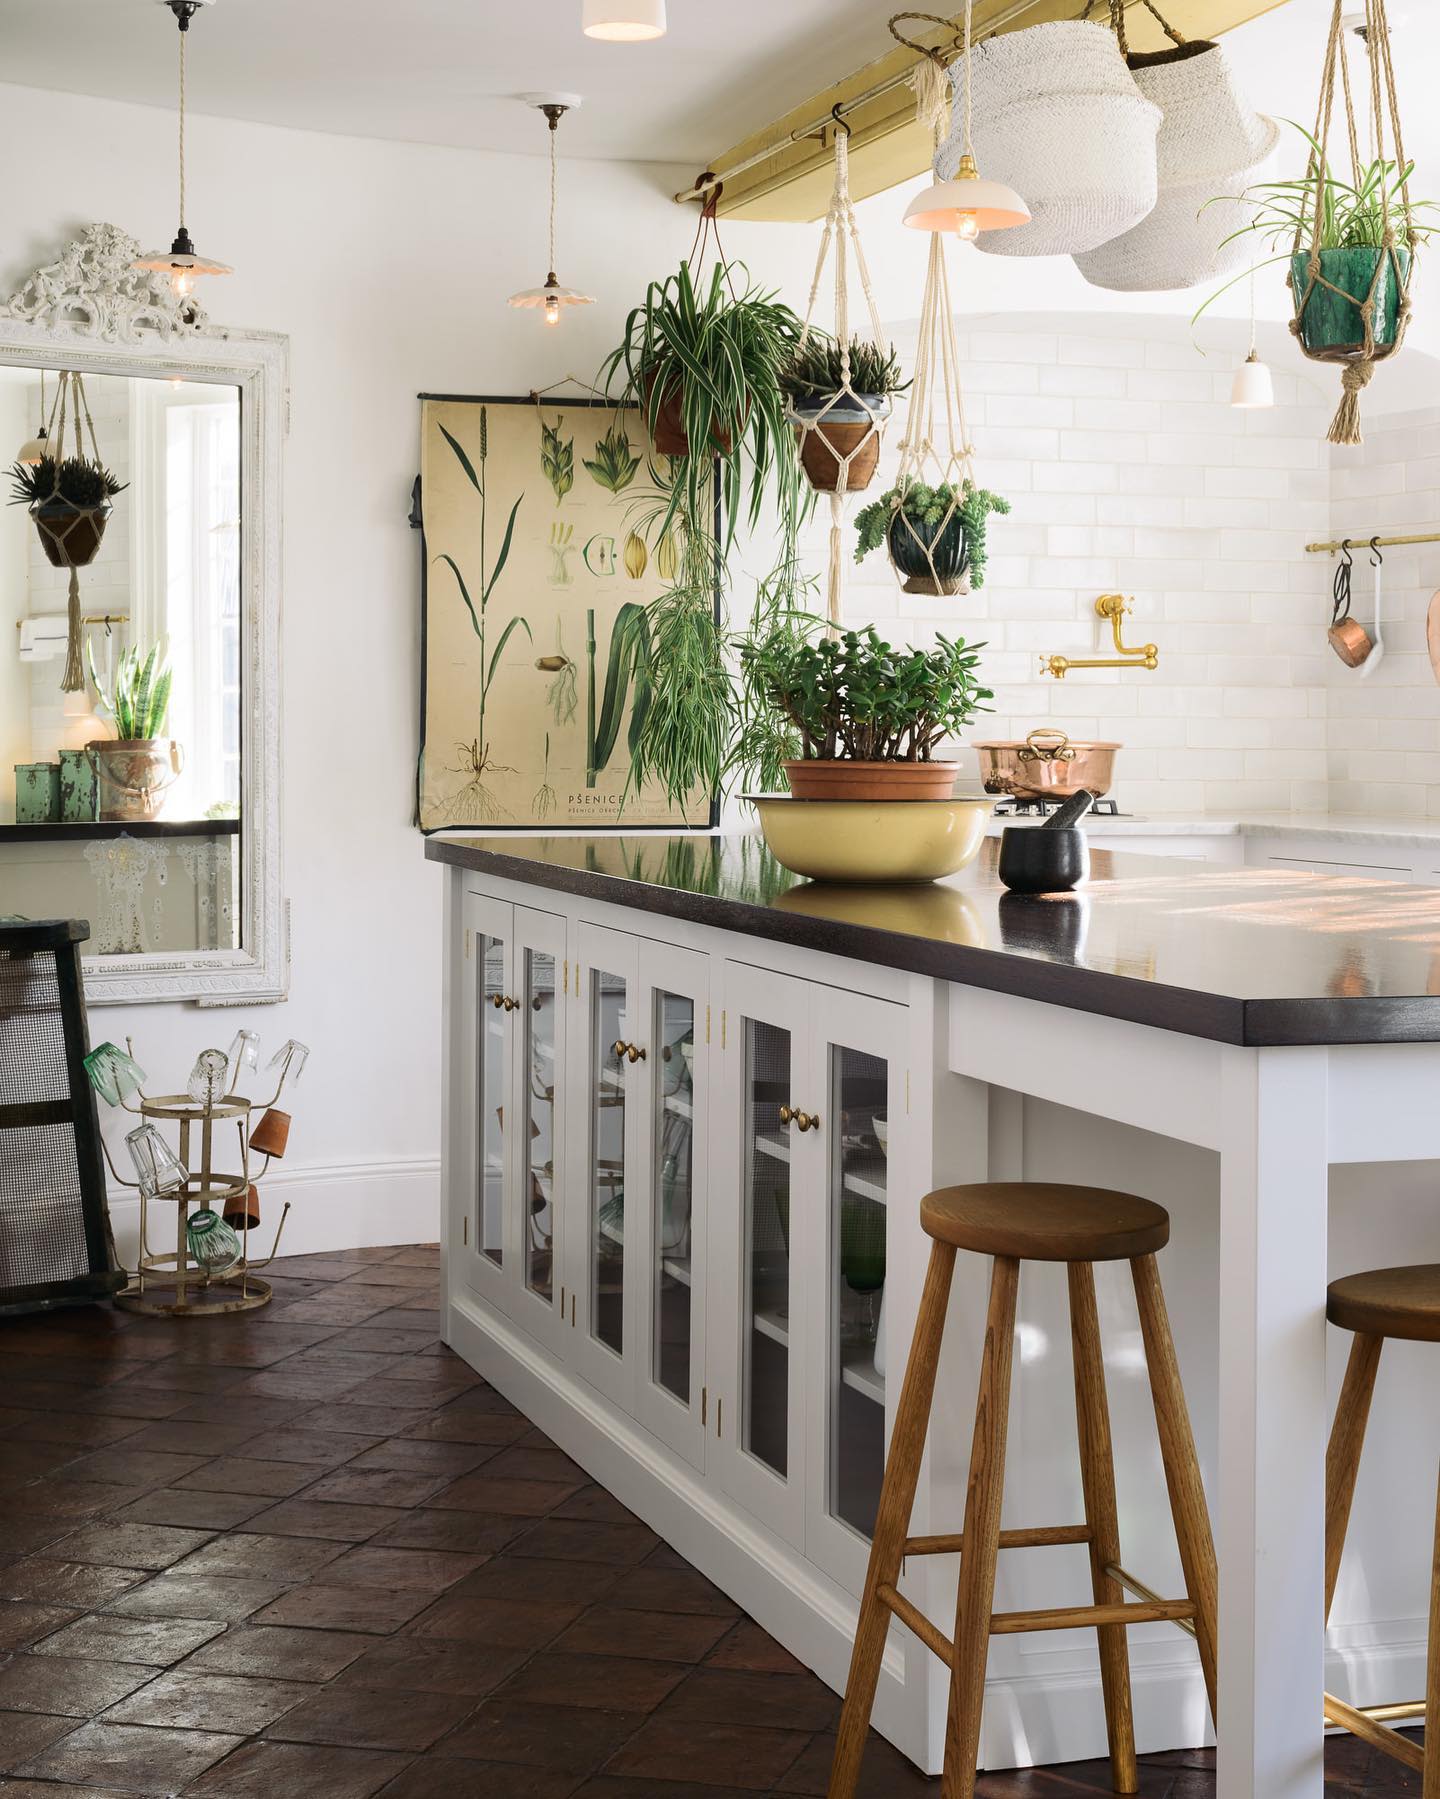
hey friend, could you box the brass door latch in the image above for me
[1041,594,1158,680]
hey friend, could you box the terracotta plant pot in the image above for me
[784,759,959,802]
[224,1184,261,1231]
[886,507,969,596]
[31,500,110,570]
[86,739,183,823]
[249,1108,291,1158]
[795,419,882,494]
[642,373,745,457]
[1291,247,1410,358]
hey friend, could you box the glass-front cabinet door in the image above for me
[804,982,908,1596]
[511,907,568,1353]
[459,892,513,1315]
[711,961,813,1548]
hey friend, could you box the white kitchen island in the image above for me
[428,829,1440,1796]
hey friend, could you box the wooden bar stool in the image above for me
[830,1182,1218,1799]
[1324,1263,1440,1790]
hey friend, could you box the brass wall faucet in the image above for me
[1041,594,1159,680]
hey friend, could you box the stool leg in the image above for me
[1426,1457,1440,1798]
[943,1253,1020,1799]
[1131,1252,1219,1724]
[830,1240,957,1799]
[1325,1332,1382,1622]
[1068,1261,1138,1795]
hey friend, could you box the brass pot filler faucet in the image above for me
[1041,594,1159,680]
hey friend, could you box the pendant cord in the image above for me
[963,0,974,159]
[178,20,187,229]
[548,115,558,276]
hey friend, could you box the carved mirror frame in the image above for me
[0,224,287,1006]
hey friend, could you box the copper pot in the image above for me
[973,729,1121,802]
[1328,616,1373,667]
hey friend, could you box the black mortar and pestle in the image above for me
[997,789,1095,894]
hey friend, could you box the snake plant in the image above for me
[88,639,172,741]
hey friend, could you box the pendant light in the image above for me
[133,0,232,304]
[902,0,1029,237]
[508,97,595,327]
[582,0,666,40]
[1231,268,1275,409]
[16,370,48,467]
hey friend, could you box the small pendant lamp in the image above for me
[582,0,666,40]
[509,98,595,327]
[133,0,233,304]
[902,0,1028,237]
[16,370,49,467]
[1231,269,1275,410]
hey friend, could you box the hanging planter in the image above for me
[1292,246,1411,355]
[6,372,127,693]
[939,13,1161,259]
[855,480,1009,597]
[1074,11,1279,293]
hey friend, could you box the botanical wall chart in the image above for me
[418,396,713,831]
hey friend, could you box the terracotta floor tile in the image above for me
[262,1257,372,1283]
[60,1447,211,1489]
[403,1410,529,1447]
[105,1571,289,1622]
[436,1699,646,1773]
[553,1607,733,1665]
[0,1558,145,1610]
[338,1264,439,1290]
[55,1520,215,1570]
[6,1414,144,1449]
[170,1396,314,1430]
[187,1738,412,1797]
[267,1681,477,1752]
[178,1455,330,1497]
[378,1757,582,1798]
[0,1600,80,1650]
[615,1568,741,1619]
[16,1719,243,1792]
[449,1556,620,1607]
[336,1635,529,1697]
[0,1708,84,1769]
[507,1519,659,1567]
[408,1593,582,1651]
[657,1668,839,1734]
[32,1611,226,1666]
[277,1289,412,1325]
[604,1716,812,1791]
[312,1328,439,1358]
[370,1508,528,1555]
[7,1478,146,1519]
[483,1445,590,1485]
[294,1403,435,1437]
[312,1545,484,1591]
[573,1780,768,1799]
[497,1651,686,1715]
[377,1353,478,1386]
[116,1419,259,1457]
[234,1427,382,1467]
[241,1498,407,1541]
[427,1473,581,1517]
[113,1486,274,1530]
[704,1619,809,1675]
[554,1486,648,1527]
[106,1666,311,1733]
[0,1515,77,1557]
[345,1438,497,1478]
[252,1583,434,1634]
[0,1653,155,1715]
[172,1530,346,1579]
[306,1468,453,1508]
[0,1441,95,1483]
[181,1622,373,1681]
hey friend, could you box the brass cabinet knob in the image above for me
[779,1104,795,1125]
[502,996,519,1011]
[612,1038,629,1060]
[490,993,505,1010]
[626,1043,647,1063]
[796,1110,819,1133]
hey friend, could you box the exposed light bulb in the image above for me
[956,213,980,241]
[544,296,560,326]
[172,268,194,298]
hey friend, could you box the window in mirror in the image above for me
[0,366,243,957]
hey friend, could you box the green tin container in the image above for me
[1291,247,1411,356]
[58,748,98,823]
[15,762,61,824]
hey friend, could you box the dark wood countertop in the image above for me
[0,819,240,844]
[425,832,1440,1047]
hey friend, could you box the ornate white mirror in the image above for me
[0,224,286,1005]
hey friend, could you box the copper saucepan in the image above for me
[973,728,1121,802]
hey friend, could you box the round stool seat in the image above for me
[1328,1264,1440,1343]
[920,1182,1170,1263]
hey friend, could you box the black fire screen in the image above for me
[0,920,121,1312]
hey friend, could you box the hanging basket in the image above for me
[30,499,111,571]
[1075,43,1279,292]
[887,508,969,596]
[1292,247,1410,356]
[937,21,1161,259]
[791,397,889,495]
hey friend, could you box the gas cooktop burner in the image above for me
[991,796,1123,819]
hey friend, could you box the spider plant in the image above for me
[599,258,806,559]
[1193,121,1436,324]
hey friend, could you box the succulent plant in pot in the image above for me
[854,479,1010,596]
[85,638,182,823]
[779,335,907,495]
[8,454,127,571]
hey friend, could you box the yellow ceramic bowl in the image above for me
[747,795,990,885]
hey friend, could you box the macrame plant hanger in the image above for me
[886,11,979,598]
[1292,0,1415,445]
[33,372,111,693]
[787,111,893,629]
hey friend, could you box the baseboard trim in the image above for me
[105,1154,441,1266]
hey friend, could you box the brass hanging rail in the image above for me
[1307,532,1440,554]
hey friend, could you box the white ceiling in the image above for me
[0,0,896,164]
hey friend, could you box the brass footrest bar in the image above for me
[1104,1562,1198,1640]
[903,1524,1091,1558]
[1322,1691,1424,1772]
[990,1600,1197,1636]
[877,1583,955,1668]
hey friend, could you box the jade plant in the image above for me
[87,639,172,741]
[854,480,1010,591]
[738,624,991,765]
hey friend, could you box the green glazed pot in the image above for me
[886,508,969,596]
[1291,247,1411,355]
